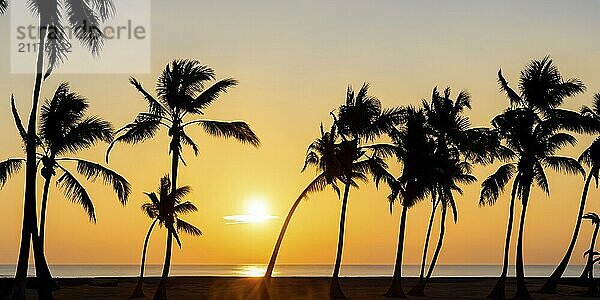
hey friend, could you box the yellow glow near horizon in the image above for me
[223,196,279,224]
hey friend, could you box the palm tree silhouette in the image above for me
[408,87,500,297]
[485,57,587,299]
[543,93,600,293]
[385,107,437,298]
[1,83,130,249]
[107,59,259,300]
[329,83,400,298]
[6,1,114,298]
[580,213,600,286]
[264,123,346,284]
[130,176,202,298]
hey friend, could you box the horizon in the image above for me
[2,0,600,277]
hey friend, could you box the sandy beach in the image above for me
[1,277,597,299]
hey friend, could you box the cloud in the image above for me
[223,214,279,225]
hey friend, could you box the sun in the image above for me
[223,196,279,224]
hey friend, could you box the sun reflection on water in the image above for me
[237,265,266,277]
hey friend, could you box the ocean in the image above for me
[0,264,596,278]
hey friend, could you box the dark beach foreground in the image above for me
[1,277,597,299]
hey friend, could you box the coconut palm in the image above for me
[385,107,437,298]
[484,57,587,299]
[580,213,600,284]
[130,176,202,298]
[107,59,259,300]
[329,84,401,298]
[408,87,503,297]
[543,94,600,293]
[9,1,114,298]
[264,123,345,284]
[2,83,130,248]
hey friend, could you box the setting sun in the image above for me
[223,196,279,224]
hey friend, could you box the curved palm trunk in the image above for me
[131,218,158,298]
[542,171,595,293]
[585,223,600,296]
[329,182,351,299]
[411,205,447,297]
[12,21,54,300]
[154,134,180,300]
[408,199,438,296]
[39,176,53,251]
[515,185,532,300]
[385,203,409,298]
[264,175,323,284]
[487,181,518,299]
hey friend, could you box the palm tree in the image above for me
[8,1,114,298]
[107,59,259,300]
[264,123,345,284]
[485,57,587,299]
[543,94,600,293]
[385,107,437,298]
[2,83,130,250]
[329,84,401,298]
[580,213,600,285]
[408,87,501,297]
[130,176,202,298]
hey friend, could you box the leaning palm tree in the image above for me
[580,212,600,284]
[543,94,600,293]
[329,83,401,298]
[1,83,130,252]
[487,57,587,299]
[490,107,584,300]
[107,59,259,300]
[130,176,201,298]
[264,123,344,284]
[8,1,114,298]
[385,107,437,298]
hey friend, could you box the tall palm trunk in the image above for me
[154,133,180,300]
[264,175,323,284]
[584,223,600,296]
[39,176,53,251]
[542,171,595,293]
[487,180,518,299]
[12,21,53,300]
[411,205,447,296]
[515,184,532,300]
[329,182,351,299]
[131,218,158,298]
[408,199,438,296]
[385,202,410,298]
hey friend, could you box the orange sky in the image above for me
[1,1,600,267]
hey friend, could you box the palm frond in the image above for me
[0,0,8,14]
[106,117,162,162]
[141,203,158,219]
[543,156,585,177]
[129,77,167,116]
[57,167,96,222]
[180,130,199,156]
[11,95,27,142]
[533,162,550,196]
[174,201,198,215]
[497,69,523,106]
[176,218,202,236]
[56,116,113,155]
[74,159,131,204]
[64,0,105,54]
[193,120,260,147]
[191,78,238,111]
[480,163,516,206]
[0,158,25,187]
